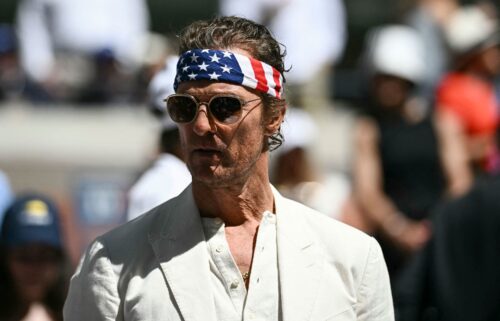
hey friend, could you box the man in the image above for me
[64,16,394,320]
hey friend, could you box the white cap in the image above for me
[280,107,318,153]
[365,25,425,84]
[444,5,499,56]
[148,55,179,129]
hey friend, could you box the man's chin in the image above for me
[189,164,220,183]
[190,166,238,188]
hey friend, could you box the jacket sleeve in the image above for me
[63,239,121,321]
[355,237,395,320]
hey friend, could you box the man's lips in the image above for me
[190,142,226,152]
[191,147,223,157]
[192,146,222,152]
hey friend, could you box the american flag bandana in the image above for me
[173,49,284,99]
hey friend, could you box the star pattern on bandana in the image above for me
[198,62,209,71]
[209,72,221,80]
[210,53,221,63]
[174,49,243,89]
[173,48,283,98]
[189,52,199,63]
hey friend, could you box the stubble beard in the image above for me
[189,140,265,189]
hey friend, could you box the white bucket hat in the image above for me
[444,5,499,58]
[365,25,426,84]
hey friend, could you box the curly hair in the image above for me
[177,16,287,150]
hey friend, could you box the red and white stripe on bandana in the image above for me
[174,49,284,99]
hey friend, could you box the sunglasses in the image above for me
[165,94,261,125]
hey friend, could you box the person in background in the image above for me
[351,25,472,279]
[272,107,318,208]
[219,0,346,108]
[16,0,150,103]
[404,0,458,101]
[0,193,69,321]
[132,32,173,104]
[127,56,191,220]
[394,127,500,321]
[436,4,500,174]
[272,106,351,219]
[0,170,13,228]
[64,16,394,320]
[0,25,24,102]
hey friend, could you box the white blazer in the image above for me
[64,185,394,321]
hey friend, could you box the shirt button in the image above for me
[230,280,239,289]
[215,245,223,253]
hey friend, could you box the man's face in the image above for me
[176,79,267,187]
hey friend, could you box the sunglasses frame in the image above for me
[165,93,261,125]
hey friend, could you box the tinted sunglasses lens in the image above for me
[210,96,243,124]
[167,96,197,123]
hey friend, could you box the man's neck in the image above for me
[192,163,274,226]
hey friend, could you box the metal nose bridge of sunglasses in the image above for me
[168,95,262,124]
[197,100,262,126]
[192,102,219,128]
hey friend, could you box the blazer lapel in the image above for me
[275,188,325,321]
[148,185,217,321]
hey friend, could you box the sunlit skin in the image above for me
[175,48,285,283]
[177,78,278,222]
[177,82,265,187]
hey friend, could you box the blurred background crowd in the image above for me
[0,0,499,320]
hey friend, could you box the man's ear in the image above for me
[265,104,287,136]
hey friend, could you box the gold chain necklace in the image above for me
[242,271,250,282]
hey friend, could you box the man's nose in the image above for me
[192,104,216,136]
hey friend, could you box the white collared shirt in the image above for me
[201,211,281,321]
